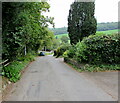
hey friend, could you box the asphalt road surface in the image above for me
[5,56,118,101]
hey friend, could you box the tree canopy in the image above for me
[2,2,54,60]
[68,2,97,44]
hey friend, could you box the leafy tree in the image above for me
[51,38,61,50]
[42,28,55,50]
[2,2,54,60]
[68,2,97,44]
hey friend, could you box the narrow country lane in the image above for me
[4,56,117,101]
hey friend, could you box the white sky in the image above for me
[46,0,119,28]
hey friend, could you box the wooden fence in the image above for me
[0,59,10,76]
[0,59,10,67]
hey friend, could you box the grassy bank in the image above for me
[82,64,120,72]
[65,58,120,72]
[2,53,35,82]
[97,29,118,35]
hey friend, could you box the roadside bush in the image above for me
[2,54,35,82]
[75,41,88,63]
[66,46,76,58]
[63,50,69,58]
[3,61,24,82]
[63,45,77,59]
[56,44,71,57]
[75,33,120,64]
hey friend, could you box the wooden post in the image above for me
[25,45,26,55]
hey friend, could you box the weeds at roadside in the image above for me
[66,61,120,73]
[82,64,120,72]
[2,53,36,82]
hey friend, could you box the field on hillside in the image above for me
[97,29,118,35]
[55,29,119,39]
[55,33,68,38]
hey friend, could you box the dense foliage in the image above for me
[50,22,118,35]
[2,2,54,61]
[61,36,69,44]
[65,33,120,64]
[2,53,35,82]
[67,2,97,44]
[54,44,71,57]
[2,2,55,82]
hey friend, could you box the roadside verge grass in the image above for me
[2,53,35,82]
[64,58,120,72]
[82,64,120,72]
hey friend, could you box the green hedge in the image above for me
[67,33,120,64]
[63,46,76,58]
[55,44,71,57]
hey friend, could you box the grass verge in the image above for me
[64,58,120,72]
[82,64,120,72]
[2,53,35,83]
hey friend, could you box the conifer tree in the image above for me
[68,1,97,44]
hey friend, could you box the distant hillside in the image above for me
[49,27,68,35]
[55,29,119,39]
[49,22,118,35]
[97,22,118,31]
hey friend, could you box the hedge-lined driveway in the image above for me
[5,56,118,101]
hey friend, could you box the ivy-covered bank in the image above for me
[63,33,120,72]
